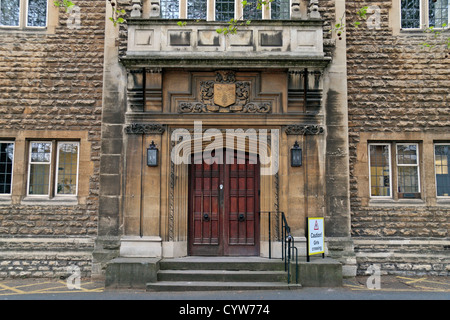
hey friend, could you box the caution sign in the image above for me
[307,217,325,260]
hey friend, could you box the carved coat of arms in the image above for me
[178,71,271,114]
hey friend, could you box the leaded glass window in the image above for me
[429,0,449,27]
[216,0,234,21]
[271,0,290,19]
[0,142,14,195]
[0,0,20,26]
[188,0,207,20]
[435,144,450,196]
[160,0,179,19]
[401,0,421,28]
[27,0,47,27]
[0,0,47,28]
[369,144,391,197]
[243,0,262,20]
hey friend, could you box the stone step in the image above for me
[146,256,301,291]
[146,281,301,292]
[159,256,286,272]
[157,269,288,282]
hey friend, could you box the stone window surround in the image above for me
[0,0,59,34]
[354,132,450,207]
[391,0,450,34]
[26,140,80,198]
[0,131,93,206]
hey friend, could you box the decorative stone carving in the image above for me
[130,0,142,18]
[308,0,321,19]
[125,123,166,135]
[149,0,160,18]
[284,125,325,135]
[291,0,301,19]
[178,71,272,114]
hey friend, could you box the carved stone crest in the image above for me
[178,71,271,114]
[214,83,236,108]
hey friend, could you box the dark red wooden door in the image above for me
[188,150,260,256]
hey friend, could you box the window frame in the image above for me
[434,143,450,198]
[395,143,421,198]
[27,140,52,197]
[0,141,15,196]
[160,0,289,21]
[0,0,48,30]
[369,142,423,200]
[368,143,393,199]
[400,0,450,30]
[26,140,80,198]
[55,141,80,197]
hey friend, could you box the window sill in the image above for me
[369,198,426,207]
[0,196,12,205]
[21,196,78,206]
[436,198,450,206]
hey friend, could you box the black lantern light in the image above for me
[291,141,302,167]
[147,141,159,167]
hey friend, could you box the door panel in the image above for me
[188,150,260,256]
[189,154,223,255]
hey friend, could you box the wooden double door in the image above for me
[188,150,260,256]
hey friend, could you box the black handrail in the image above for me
[259,211,299,284]
[281,212,299,284]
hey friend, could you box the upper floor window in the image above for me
[160,0,291,21]
[401,0,449,29]
[0,0,48,28]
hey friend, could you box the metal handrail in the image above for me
[258,211,299,284]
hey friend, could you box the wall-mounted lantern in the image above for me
[291,141,302,167]
[147,141,159,167]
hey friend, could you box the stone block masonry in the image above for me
[345,1,450,275]
[0,1,105,277]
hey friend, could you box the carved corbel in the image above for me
[291,0,301,20]
[131,0,142,18]
[150,0,160,18]
[308,0,321,19]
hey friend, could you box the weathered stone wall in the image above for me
[0,1,105,278]
[346,0,450,275]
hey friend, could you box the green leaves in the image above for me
[420,23,450,54]
[108,0,126,27]
[53,0,75,13]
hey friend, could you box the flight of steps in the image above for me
[146,256,301,291]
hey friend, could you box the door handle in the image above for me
[203,213,210,221]
[238,214,245,222]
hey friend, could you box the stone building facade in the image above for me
[0,0,448,280]
[346,0,450,275]
[0,1,104,277]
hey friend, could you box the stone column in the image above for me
[322,0,356,277]
[92,2,126,278]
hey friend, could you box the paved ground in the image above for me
[0,275,448,299]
